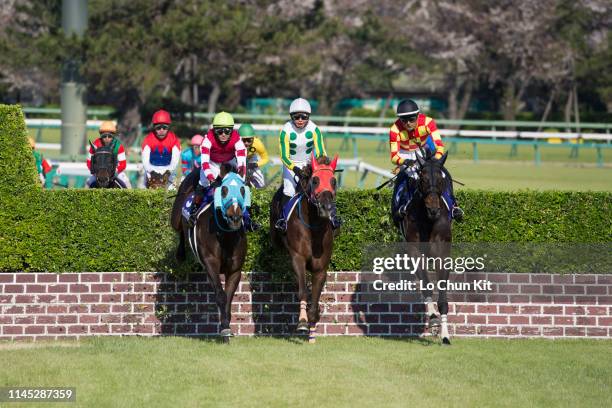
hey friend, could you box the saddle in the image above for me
[181,188,214,221]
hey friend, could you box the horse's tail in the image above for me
[170,170,199,232]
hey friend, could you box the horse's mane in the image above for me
[302,156,332,179]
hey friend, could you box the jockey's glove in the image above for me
[293,166,304,179]
[210,177,222,189]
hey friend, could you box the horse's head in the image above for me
[415,151,448,221]
[90,141,116,188]
[302,153,339,220]
[214,172,250,231]
[147,170,171,189]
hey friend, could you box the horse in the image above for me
[170,164,248,343]
[89,141,125,189]
[146,170,171,189]
[270,154,339,343]
[396,151,453,345]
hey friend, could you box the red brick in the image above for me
[520,306,541,314]
[497,284,519,294]
[598,317,612,326]
[565,285,585,295]
[597,296,612,305]
[36,316,56,324]
[58,294,78,303]
[509,295,531,303]
[26,305,44,314]
[587,327,608,337]
[133,304,154,313]
[488,316,508,325]
[112,283,133,292]
[486,273,508,283]
[467,315,486,324]
[564,327,585,336]
[36,295,56,303]
[574,275,597,284]
[133,284,155,293]
[587,306,607,315]
[112,304,131,313]
[47,284,69,293]
[597,276,611,284]
[575,296,597,304]
[47,326,66,334]
[3,326,24,335]
[47,305,68,314]
[68,305,88,313]
[101,314,122,324]
[123,293,143,303]
[91,284,112,293]
[531,316,552,325]
[448,315,465,324]
[531,295,553,303]
[477,305,497,313]
[5,284,24,293]
[134,324,154,334]
[111,324,132,333]
[79,315,99,324]
[510,316,529,325]
[122,314,142,324]
[69,284,89,293]
[16,274,36,283]
[554,316,574,325]
[337,272,357,282]
[553,275,574,284]
[509,274,530,283]
[15,316,35,324]
[542,285,563,294]
[80,294,100,303]
[575,316,597,326]
[90,325,110,334]
[520,326,541,336]
[498,326,519,336]
[0,295,13,303]
[531,275,552,284]
[586,286,606,295]
[143,273,163,283]
[521,285,541,294]
[455,325,476,335]
[122,272,142,283]
[476,326,498,335]
[58,274,78,283]
[36,274,58,283]
[68,325,88,334]
[91,304,111,313]
[543,306,563,315]
[553,296,574,304]
[102,273,122,282]
[58,315,78,324]
[101,294,122,302]
[4,306,24,314]
[542,327,563,336]
[80,273,100,283]
[14,295,35,304]
[0,274,15,283]
[25,325,45,335]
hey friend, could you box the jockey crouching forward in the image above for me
[86,121,131,188]
[275,97,341,231]
[390,99,463,223]
[238,123,268,189]
[141,109,181,190]
[189,112,259,231]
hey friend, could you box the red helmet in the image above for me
[152,109,172,125]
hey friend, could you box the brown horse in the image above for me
[398,152,452,345]
[270,154,339,343]
[146,170,171,189]
[171,165,247,342]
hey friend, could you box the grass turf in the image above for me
[1,337,610,407]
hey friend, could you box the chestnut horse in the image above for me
[397,151,453,345]
[270,154,339,343]
[170,165,248,342]
[146,170,171,189]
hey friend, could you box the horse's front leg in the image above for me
[437,266,451,345]
[222,269,242,341]
[416,263,439,332]
[307,269,328,344]
[203,256,229,339]
[290,254,309,333]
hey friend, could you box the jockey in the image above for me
[86,121,131,188]
[141,109,181,190]
[28,137,51,186]
[389,99,463,222]
[189,112,258,231]
[181,134,203,176]
[238,123,268,189]
[275,97,341,231]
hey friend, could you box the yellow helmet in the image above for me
[212,111,234,128]
[28,137,36,149]
[99,120,118,134]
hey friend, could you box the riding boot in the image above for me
[274,194,291,232]
[243,208,261,232]
[189,184,205,226]
[452,204,464,222]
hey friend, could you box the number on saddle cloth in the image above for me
[213,173,251,216]
[181,189,215,220]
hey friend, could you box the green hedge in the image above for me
[1,104,611,273]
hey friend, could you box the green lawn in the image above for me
[1,337,610,407]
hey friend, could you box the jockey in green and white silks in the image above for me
[279,98,326,197]
[275,98,341,231]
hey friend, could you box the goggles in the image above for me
[154,124,169,131]
[214,127,233,136]
[291,113,310,121]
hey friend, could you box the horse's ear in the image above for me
[311,152,318,172]
[439,152,448,166]
[330,154,338,171]
[221,186,228,198]
[240,186,245,197]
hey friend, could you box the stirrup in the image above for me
[330,216,343,229]
[452,206,464,222]
[245,221,261,232]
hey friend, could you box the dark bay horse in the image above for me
[397,151,453,345]
[89,141,125,189]
[270,154,339,343]
[146,170,171,189]
[171,165,247,343]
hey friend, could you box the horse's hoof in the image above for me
[220,328,233,338]
[296,320,309,333]
[308,337,316,344]
[442,337,451,346]
[222,336,231,344]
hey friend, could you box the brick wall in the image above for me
[0,272,610,341]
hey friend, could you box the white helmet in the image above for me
[289,98,311,114]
